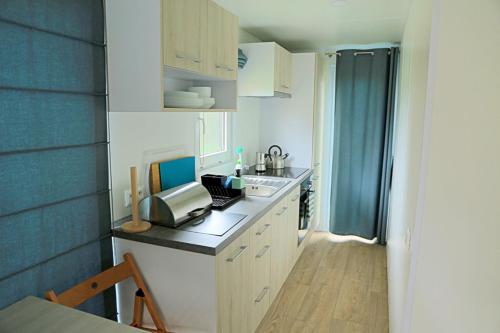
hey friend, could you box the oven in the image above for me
[298,175,315,245]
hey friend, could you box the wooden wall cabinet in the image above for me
[238,42,293,97]
[107,0,238,112]
[274,44,293,94]
[162,0,206,73]
[163,0,238,80]
[206,1,239,80]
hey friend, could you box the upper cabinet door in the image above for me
[220,8,239,80]
[284,51,293,93]
[163,0,207,73]
[274,45,292,94]
[206,2,238,80]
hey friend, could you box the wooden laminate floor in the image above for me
[256,231,388,333]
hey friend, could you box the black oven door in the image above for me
[298,177,314,244]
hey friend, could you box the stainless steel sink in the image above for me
[243,176,290,197]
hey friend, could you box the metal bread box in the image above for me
[139,182,213,227]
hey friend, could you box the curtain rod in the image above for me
[325,49,392,57]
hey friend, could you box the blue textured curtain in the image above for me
[330,48,398,243]
[0,0,115,318]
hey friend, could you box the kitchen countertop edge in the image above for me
[112,168,313,256]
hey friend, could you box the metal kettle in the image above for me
[266,145,289,169]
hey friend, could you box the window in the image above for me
[199,112,233,168]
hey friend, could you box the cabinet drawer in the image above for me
[288,184,301,203]
[251,213,272,251]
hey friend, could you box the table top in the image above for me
[0,296,141,333]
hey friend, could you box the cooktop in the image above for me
[177,211,247,236]
[244,166,308,179]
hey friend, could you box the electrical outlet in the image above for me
[124,187,145,208]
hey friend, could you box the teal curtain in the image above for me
[0,0,115,318]
[330,48,398,243]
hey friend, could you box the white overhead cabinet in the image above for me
[106,0,239,112]
[238,42,293,97]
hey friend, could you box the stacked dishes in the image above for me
[238,48,248,69]
[164,87,215,109]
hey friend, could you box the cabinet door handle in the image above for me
[226,246,247,263]
[175,53,185,59]
[291,194,300,202]
[256,245,270,259]
[254,287,269,303]
[216,64,233,71]
[256,223,271,236]
[276,207,288,216]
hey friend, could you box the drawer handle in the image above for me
[226,246,247,263]
[216,64,233,71]
[276,207,288,216]
[175,53,185,59]
[256,223,271,236]
[291,194,300,202]
[255,287,269,303]
[192,58,201,63]
[255,245,270,259]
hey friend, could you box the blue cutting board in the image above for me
[159,156,196,190]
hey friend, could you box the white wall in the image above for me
[109,29,262,221]
[259,53,316,168]
[313,54,336,232]
[407,1,500,332]
[386,0,432,331]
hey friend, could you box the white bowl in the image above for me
[200,97,215,109]
[188,87,212,98]
[164,97,203,109]
[164,90,199,98]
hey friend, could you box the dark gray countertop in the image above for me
[113,169,313,256]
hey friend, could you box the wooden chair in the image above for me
[45,253,169,333]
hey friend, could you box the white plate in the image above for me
[164,90,199,98]
[188,87,211,98]
[200,97,215,109]
[164,97,204,108]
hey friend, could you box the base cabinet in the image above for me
[115,184,305,333]
[216,229,251,333]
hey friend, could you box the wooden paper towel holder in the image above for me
[121,166,152,233]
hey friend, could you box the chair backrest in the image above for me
[45,253,167,332]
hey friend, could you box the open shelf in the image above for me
[163,66,237,112]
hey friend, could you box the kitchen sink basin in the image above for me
[243,176,290,197]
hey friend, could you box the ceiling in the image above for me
[214,0,412,51]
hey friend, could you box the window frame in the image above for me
[197,112,234,170]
